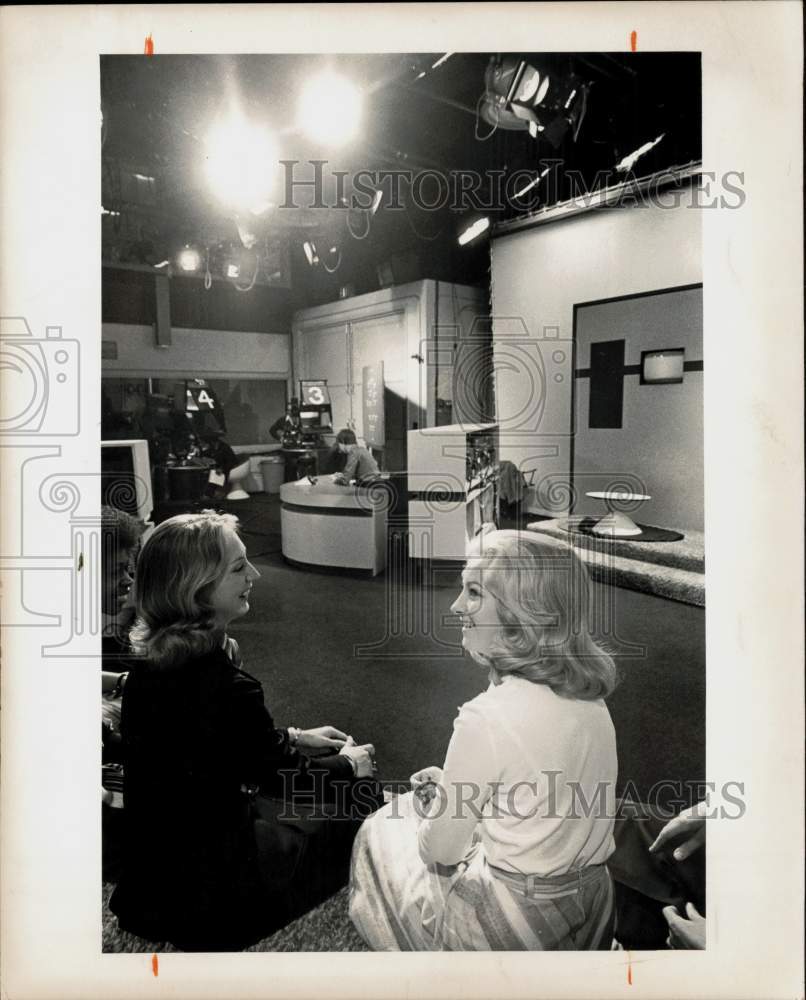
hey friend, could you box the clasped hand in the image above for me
[410,765,444,805]
[296,726,349,751]
[338,735,376,778]
[296,727,376,777]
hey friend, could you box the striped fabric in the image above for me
[349,793,614,951]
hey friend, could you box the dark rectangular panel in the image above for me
[589,339,625,428]
[154,273,172,347]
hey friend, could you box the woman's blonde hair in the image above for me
[465,529,617,700]
[129,510,239,666]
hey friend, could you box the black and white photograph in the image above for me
[1,4,803,999]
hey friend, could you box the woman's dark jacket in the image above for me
[109,644,354,950]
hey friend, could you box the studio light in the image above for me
[480,57,552,132]
[236,217,259,249]
[297,72,362,147]
[515,64,551,106]
[369,187,383,216]
[204,113,278,213]
[480,56,589,148]
[458,217,490,247]
[414,52,454,81]
[615,134,666,174]
[512,165,552,200]
[177,245,202,272]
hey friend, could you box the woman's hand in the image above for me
[297,726,348,751]
[339,738,376,778]
[663,902,705,949]
[649,802,707,861]
[410,765,443,805]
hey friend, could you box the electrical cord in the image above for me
[345,208,371,240]
[475,92,498,142]
[233,250,260,292]
[404,208,442,242]
[321,246,342,274]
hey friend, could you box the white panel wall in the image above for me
[490,200,701,514]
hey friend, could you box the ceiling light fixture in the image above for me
[512,165,552,199]
[369,187,383,216]
[204,113,278,213]
[297,72,363,147]
[458,216,490,247]
[415,52,454,80]
[177,244,202,272]
[235,217,259,249]
[615,134,666,173]
[479,56,589,148]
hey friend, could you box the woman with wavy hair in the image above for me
[110,511,380,951]
[349,529,618,951]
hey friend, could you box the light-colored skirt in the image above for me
[349,792,614,951]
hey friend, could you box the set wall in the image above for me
[573,285,703,531]
[490,199,701,518]
[101,322,290,379]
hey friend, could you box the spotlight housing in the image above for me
[177,245,202,272]
[480,56,589,147]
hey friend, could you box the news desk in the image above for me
[280,479,389,576]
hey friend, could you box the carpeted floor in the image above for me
[104,495,705,951]
[102,883,368,952]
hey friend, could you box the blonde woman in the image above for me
[110,511,380,951]
[349,529,618,951]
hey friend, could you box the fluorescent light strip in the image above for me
[458,217,490,246]
[513,166,551,199]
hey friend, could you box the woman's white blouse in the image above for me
[417,675,618,876]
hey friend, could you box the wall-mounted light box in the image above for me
[641,348,684,385]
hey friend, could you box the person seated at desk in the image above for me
[330,428,379,485]
[271,397,303,448]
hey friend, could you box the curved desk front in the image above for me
[280,480,388,576]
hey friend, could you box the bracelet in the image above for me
[287,726,301,745]
[111,672,129,699]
